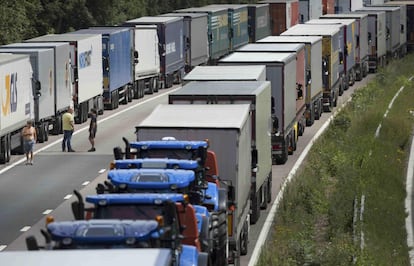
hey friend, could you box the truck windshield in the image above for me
[139,149,196,160]
[94,205,163,220]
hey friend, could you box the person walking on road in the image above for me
[62,107,75,152]
[21,120,37,165]
[88,108,97,152]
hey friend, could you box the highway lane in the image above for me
[1,74,375,266]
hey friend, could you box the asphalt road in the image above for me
[0,75,376,266]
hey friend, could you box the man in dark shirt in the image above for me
[88,108,97,152]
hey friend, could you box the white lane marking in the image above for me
[0,245,7,251]
[406,116,414,265]
[42,209,53,215]
[63,194,72,200]
[82,181,90,186]
[99,169,106,174]
[20,226,31,232]
[0,88,181,176]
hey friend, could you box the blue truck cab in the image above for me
[26,219,208,266]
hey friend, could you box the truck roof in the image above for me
[219,51,296,63]
[0,53,29,65]
[306,18,355,26]
[321,13,368,19]
[138,104,251,129]
[74,27,131,35]
[160,12,207,18]
[0,249,171,266]
[257,35,322,44]
[175,6,229,13]
[108,168,196,189]
[205,4,248,9]
[282,23,341,36]
[86,192,187,205]
[130,140,208,149]
[47,219,159,242]
[125,16,182,24]
[27,33,101,42]
[3,42,69,48]
[173,80,270,96]
[356,6,400,11]
[183,65,266,81]
[237,42,305,52]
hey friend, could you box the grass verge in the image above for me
[258,54,414,266]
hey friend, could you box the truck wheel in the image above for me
[153,78,159,93]
[0,137,6,164]
[267,175,272,203]
[240,220,249,255]
[211,211,227,266]
[218,188,227,212]
[37,125,45,143]
[260,185,268,210]
[250,191,260,224]
[5,134,11,163]
[198,252,209,266]
[200,215,210,253]
[43,122,49,142]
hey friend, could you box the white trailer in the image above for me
[182,65,266,84]
[0,249,173,266]
[0,54,34,163]
[218,52,297,165]
[0,47,56,143]
[169,80,272,225]
[1,42,73,135]
[257,35,323,126]
[136,104,252,266]
[26,34,103,124]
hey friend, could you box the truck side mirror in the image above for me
[134,51,139,64]
[26,236,40,250]
[71,190,85,220]
[33,80,41,97]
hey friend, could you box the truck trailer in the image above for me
[183,65,266,84]
[385,1,414,52]
[72,27,134,110]
[26,33,104,124]
[1,42,73,135]
[259,0,300,35]
[174,6,230,64]
[0,54,34,163]
[160,12,209,72]
[169,80,273,224]
[257,35,324,126]
[281,23,341,112]
[247,4,271,42]
[320,13,370,80]
[218,52,297,165]
[123,16,185,89]
[135,104,252,265]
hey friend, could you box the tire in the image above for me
[200,215,210,253]
[260,185,268,210]
[5,134,10,163]
[218,188,227,212]
[153,78,159,93]
[43,122,49,142]
[147,78,154,94]
[267,175,272,203]
[250,191,260,224]
[0,137,6,164]
[239,221,248,256]
[210,211,227,266]
[37,125,45,143]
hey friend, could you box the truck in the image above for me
[174,6,230,64]
[281,23,342,113]
[0,54,34,163]
[168,80,273,225]
[1,42,72,135]
[69,191,209,264]
[352,10,387,72]
[385,1,414,52]
[0,249,201,266]
[135,104,252,265]
[26,33,104,124]
[247,4,271,42]
[236,42,307,135]
[72,27,134,110]
[183,65,266,84]
[206,4,249,51]
[123,16,185,89]
[355,6,401,61]
[0,47,57,143]
[381,2,408,57]
[298,0,323,22]
[159,12,209,72]
[257,35,324,126]
[218,52,297,164]
[320,13,370,80]
[305,18,357,88]
[258,0,300,35]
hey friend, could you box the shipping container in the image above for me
[218,52,297,164]
[26,33,104,124]
[0,54,34,163]
[353,10,387,71]
[73,27,134,110]
[175,6,230,64]
[160,12,209,71]
[123,16,185,89]
[259,0,300,35]
[257,35,324,126]
[247,4,272,42]
[320,13,370,80]
[136,104,252,266]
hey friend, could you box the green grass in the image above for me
[257,55,414,266]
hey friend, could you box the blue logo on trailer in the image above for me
[79,46,93,69]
